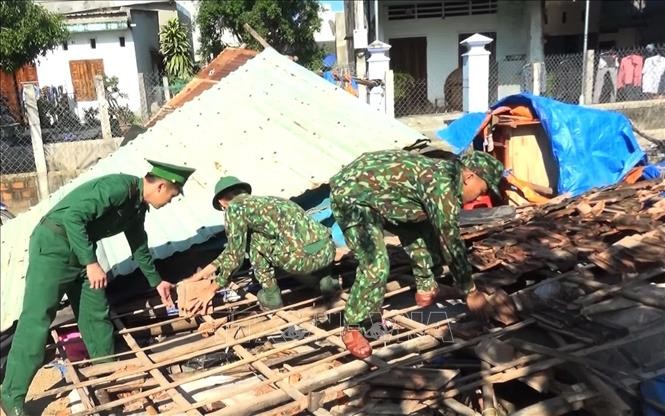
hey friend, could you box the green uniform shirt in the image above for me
[44,174,162,287]
[330,150,473,292]
[211,194,330,287]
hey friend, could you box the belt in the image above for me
[39,217,67,238]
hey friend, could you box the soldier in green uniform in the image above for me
[0,161,195,416]
[185,176,338,314]
[329,150,504,359]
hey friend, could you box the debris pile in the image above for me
[32,179,665,415]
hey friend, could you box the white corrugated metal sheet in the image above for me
[0,48,424,331]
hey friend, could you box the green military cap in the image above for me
[147,159,195,187]
[212,176,252,210]
[460,151,504,197]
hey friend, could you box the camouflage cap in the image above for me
[460,151,504,197]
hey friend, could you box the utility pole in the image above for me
[344,1,370,101]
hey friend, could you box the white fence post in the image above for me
[532,62,542,96]
[366,40,391,114]
[138,73,149,120]
[162,75,171,101]
[460,34,493,113]
[385,69,395,118]
[583,49,595,105]
[24,85,49,200]
[94,75,113,143]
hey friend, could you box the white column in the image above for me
[527,0,544,63]
[532,62,542,96]
[385,69,395,118]
[94,75,113,143]
[352,0,368,103]
[460,33,493,113]
[24,86,49,200]
[366,40,391,114]
[162,75,171,101]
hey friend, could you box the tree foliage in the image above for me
[197,0,323,68]
[159,18,194,79]
[0,0,69,72]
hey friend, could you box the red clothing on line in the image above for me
[617,54,644,88]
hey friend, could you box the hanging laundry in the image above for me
[593,52,619,103]
[617,54,644,89]
[642,54,665,94]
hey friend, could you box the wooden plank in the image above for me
[111,316,202,416]
[575,267,665,307]
[510,387,598,416]
[205,314,310,413]
[64,296,438,415]
[155,306,452,416]
[39,285,413,400]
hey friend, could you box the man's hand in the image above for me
[188,264,217,282]
[186,282,219,316]
[466,289,492,319]
[156,281,175,308]
[86,263,107,290]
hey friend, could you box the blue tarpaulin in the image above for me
[435,94,646,196]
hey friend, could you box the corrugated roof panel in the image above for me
[0,48,424,331]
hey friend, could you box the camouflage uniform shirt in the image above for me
[211,194,334,288]
[330,150,473,293]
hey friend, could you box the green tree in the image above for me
[159,18,194,79]
[0,0,69,72]
[197,0,323,68]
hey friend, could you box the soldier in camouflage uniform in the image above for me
[329,150,504,359]
[186,177,338,313]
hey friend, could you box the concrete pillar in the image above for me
[366,40,391,114]
[460,34,493,113]
[94,75,113,143]
[532,62,543,96]
[527,0,544,63]
[352,0,368,103]
[24,85,49,200]
[162,75,171,101]
[138,73,149,120]
[385,69,395,118]
[334,12,348,70]
[583,49,595,105]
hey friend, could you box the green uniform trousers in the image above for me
[1,223,113,408]
[331,196,441,326]
[249,232,335,289]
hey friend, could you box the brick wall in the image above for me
[0,174,39,213]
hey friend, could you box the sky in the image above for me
[320,1,344,12]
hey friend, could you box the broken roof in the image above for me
[0,48,425,332]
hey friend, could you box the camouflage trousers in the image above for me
[248,232,335,289]
[331,196,440,326]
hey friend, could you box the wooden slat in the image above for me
[111,315,201,416]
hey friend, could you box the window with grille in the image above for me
[387,0,497,21]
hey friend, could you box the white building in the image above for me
[367,0,544,111]
[35,1,183,116]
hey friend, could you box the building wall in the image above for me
[35,30,142,115]
[0,174,39,213]
[544,0,600,37]
[131,9,160,75]
[379,1,531,104]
